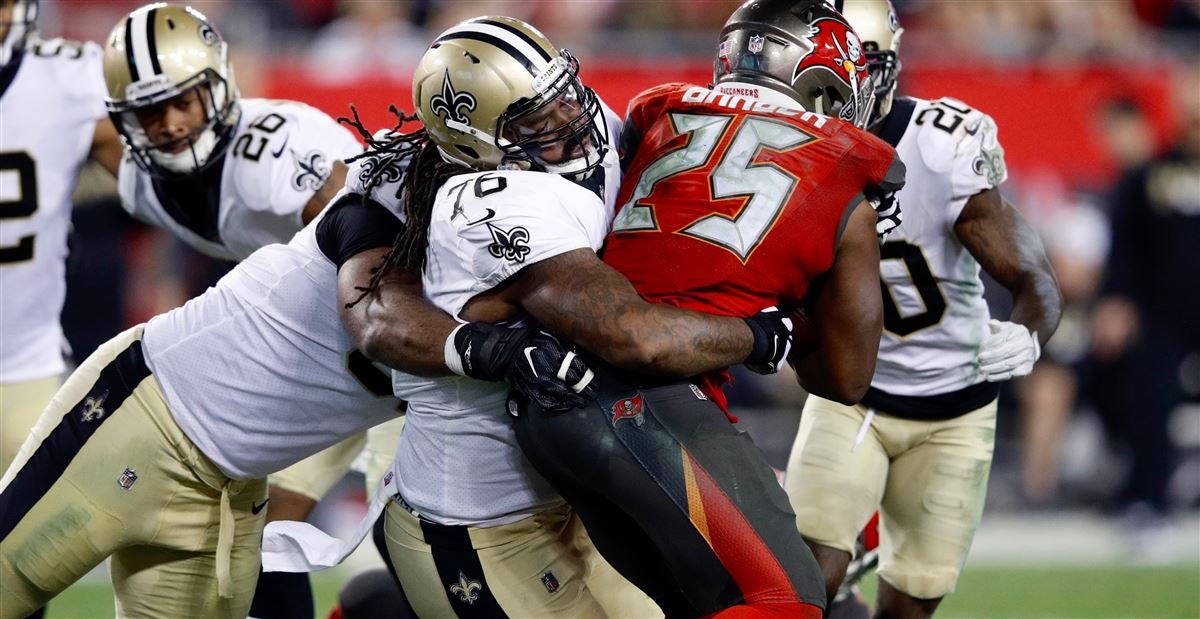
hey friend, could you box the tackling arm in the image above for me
[789,200,884,404]
[954,187,1062,346]
[339,248,460,377]
[508,247,757,377]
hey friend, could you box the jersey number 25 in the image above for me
[612,113,814,262]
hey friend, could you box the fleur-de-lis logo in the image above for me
[429,70,477,125]
[291,149,330,191]
[82,390,109,422]
[485,223,531,263]
[448,570,482,605]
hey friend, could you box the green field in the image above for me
[42,564,1200,618]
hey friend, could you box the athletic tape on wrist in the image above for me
[444,324,467,376]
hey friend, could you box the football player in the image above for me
[0,0,123,475]
[0,17,780,618]
[783,1,1062,617]
[100,5,371,616]
[332,6,902,617]
[323,15,800,618]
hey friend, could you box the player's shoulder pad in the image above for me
[911,97,1006,186]
[626,82,694,117]
[342,143,411,218]
[26,38,104,98]
[446,170,600,235]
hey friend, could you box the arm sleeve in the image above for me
[236,103,363,231]
[315,192,405,270]
[455,176,603,290]
[944,105,1007,227]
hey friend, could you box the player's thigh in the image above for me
[877,400,997,600]
[268,431,367,502]
[111,476,267,619]
[363,416,405,491]
[0,375,60,476]
[0,327,158,613]
[382,500,603,618]
[785,395,889,553]
[564,512,662,619]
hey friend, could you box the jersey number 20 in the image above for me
[0,152,37,265]
[612,113,813,262]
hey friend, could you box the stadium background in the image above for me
[32,0,1200,616]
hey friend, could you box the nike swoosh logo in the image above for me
[523,346,538,376]
[270,135,291,158]
[466,208,496,225]
[251,499,270,515]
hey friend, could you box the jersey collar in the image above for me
[0,52,25,101]
[877,97,916,147]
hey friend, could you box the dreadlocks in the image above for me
[339,104,468,308]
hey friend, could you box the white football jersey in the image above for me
[118,98,361,261]
[141,156,407,479]
[0,40,106,383]
[870,97,1008,397]
[388,106,622,527]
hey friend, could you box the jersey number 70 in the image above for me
[611,113,814,262]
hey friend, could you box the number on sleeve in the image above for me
[0,153,38,265]
[232,113,288,162]
[612,113,813,262]
[915,99,972,135]
[879,240,947,336]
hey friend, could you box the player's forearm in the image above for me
[520,249,753,377]
[339,255,457,377]
[790,347,876,405]
[1010,268,1062,347]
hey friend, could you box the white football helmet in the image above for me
[102,3,240,177]
[838,0,904,128]
[412,16,608,177]
[0,0,38,68]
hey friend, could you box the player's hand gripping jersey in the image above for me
[0,39,107,382]
[118,99,361,261]
[604,83,904,405]
[865,97,1008,409]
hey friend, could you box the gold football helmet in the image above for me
[0,0,38,68]
[102,3,239,176]
[839,0,904,128]
[412,16,607,176]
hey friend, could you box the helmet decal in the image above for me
[748,34,765,54]
[790,18,869,89]
[429,70,478,126]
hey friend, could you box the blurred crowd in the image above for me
[42,0,1200,535]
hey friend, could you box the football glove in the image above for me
[447,323,595,412]
[976,319,1040,382]
[871,194,903,244]
[743,306,794,375]
[508,331,595,413]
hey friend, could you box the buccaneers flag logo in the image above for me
[611,393,645,426]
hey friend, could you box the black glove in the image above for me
[507,331,595,413]
[742,306,794,375]
[451,323,595,412]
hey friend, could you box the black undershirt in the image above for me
[315,192,404,269]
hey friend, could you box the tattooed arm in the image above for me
[498,248,755,377]
[954,187,1062,345]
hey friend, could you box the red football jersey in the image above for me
[603,83,903,405]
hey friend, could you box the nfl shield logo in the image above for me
[748,34,765,53]
[117,468,138,490]
[541,571,560,594]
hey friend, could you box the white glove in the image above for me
[976,319,1040,382]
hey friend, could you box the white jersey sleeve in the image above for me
[913,97,1008,229]
[118,98,362,261]
[0,40,106,382]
